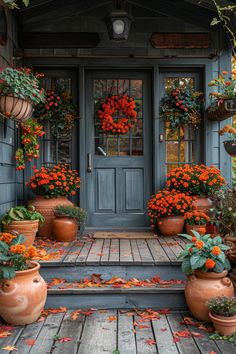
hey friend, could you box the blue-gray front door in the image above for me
[85,70,152,227]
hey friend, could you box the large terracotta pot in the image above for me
[209,312,236,336]
[3,220,39,246]
[158,215,185,237]
[185,270,234,321]
[0,261,47,325]
[192,196,213,212]
[224,234,236,264]
[186,223,206,237]
[0,95,32,122]
[52,216,78,242]
[31,196,73,239]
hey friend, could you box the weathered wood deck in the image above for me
[0,310,234,354]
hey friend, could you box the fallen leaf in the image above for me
[0,326,14,331]
[145,339,156,346]
[159,309,170,315]
[137,325,150,329]
[91,274,102,284]
[2,346,17,351]
[71,309,81,320]
[161,328,167,332]
[191,331,203,338]
[82,310,95,316]
[174,330,191,338]
[107,316,117,322]
[209,352,217,354]
[173,336,180,343]
[25,339,36,346]
[0,331,12,338]
[58,337,73,343]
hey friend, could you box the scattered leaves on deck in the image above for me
[2,345,17,351]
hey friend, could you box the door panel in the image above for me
[86,70,152,227]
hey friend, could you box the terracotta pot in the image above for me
[192,196,213,212]
[158,215,185,237]
[31,196,73,239]
[229,267,236,291]
[185,270,234,321]
[209,312,236,336]
[186,223,206,237]
[0,95,32,122]
[224,234,236,264]
[3,220,39,246]
[0,261,47,325]
[52,216,78,242]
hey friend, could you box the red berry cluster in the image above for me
[172,89,189,112]
[44,91,61,111]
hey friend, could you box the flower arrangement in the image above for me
[27,163,80,198]
[34,90,78,137]
[0,67,44,105]
[219,124,236,140]
[0,232,39,280]
[147,189,193,228]
[97,94,138,135]
[54,204,87,224]
[185,210,210,225]
[160,84,203,130]
[208,296,236,318]
[15,118,45,171]
[179,231,231,275]
[166,164,225,196]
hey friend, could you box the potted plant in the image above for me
[1,206,44,246]
[52,204,87,242]
[0,67,45,122]
[166,164,225,211]
[0,232,47,325]
[147,189,193,236]
[27,163,80,239]
[208,296,236,336]
[185,210,210,236]
[160,84,203,131]
[219,124,236,157]
[179,231,233,321]
[207,70,236,121]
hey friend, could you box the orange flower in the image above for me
[0,232,16,244]
[205,258,215,269]
[211,246,221,256]
[192,236,197,243]
[10,245,26,254]
[198,227,206,235]
[195,240,204,249]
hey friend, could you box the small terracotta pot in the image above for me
[209,312,236,336]
[185,223,206,237]
[185,270,234,321]
[158,215,185,237]
[31,196,73,239]
[0,261,47,325]
[0,95,32,122]
[3,220,39,246]
[52,216,78,242]
[192,196,213,212]
[224,234,236,264]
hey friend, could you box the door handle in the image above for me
[87,153,92,173]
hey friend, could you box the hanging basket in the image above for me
[207,99,236,122]
[223,140,236,157]
[0,95,33,122]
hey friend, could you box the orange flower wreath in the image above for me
[97,94,138,134]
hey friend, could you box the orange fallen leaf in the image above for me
[25,339,36,346]
[0,331,12,338]
[71,310,81,320]
[2,345,17,351]
[174,330,191,338]
[58,337,73,343]
[191,331,203,338]
[145,339,156,346]
[107,316,117,322]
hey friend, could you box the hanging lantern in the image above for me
[103,9,133,41]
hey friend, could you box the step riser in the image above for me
[46,292,187,309]
[40,265,186,282]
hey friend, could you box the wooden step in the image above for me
[46,284,186,309]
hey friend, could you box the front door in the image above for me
[85,70,152,227]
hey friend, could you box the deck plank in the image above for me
[136,239,154,264]
[118,312,136,354]
[76,240,93,263]
[78,310,117,354]
[120,239,134,264]
[157,237,179,263]
[0,326,24,354]
[100,239,111,265]
[130,239,142,264]
[52,311,84,354]
[109,239,120,264]
[63,240,85,263]
[146,239,170,264]
[86,239,104,264]
[134,315,157,354]
[29,313,65,354]
[152,315,179,354]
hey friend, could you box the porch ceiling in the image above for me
[17,0,236,31]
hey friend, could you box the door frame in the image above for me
[84,69,153,228]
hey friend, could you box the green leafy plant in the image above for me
[208,296,236,317]
[0,67,45,105]
[54,205,87,224]
[4,1,30,9]
[1,206,44,225]
[213,187,236,237]
[160,84,203,130]
[0,232,39,280]
[178,231,231,275]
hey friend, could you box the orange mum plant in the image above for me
[178,231,231,275]
[166,164,225,196]
[147,189,193,228]
[184,210,210,225]
[27,163,80,198]
[0,232,39,280]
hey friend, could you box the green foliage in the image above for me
[210,331,236,343]
[54,205,87,224]
[1,206,44,225]
[0,67,44,104]
[213,188,236,237]
[178,230,231,275]
[208,296,236,317]
[4,1,30,9]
